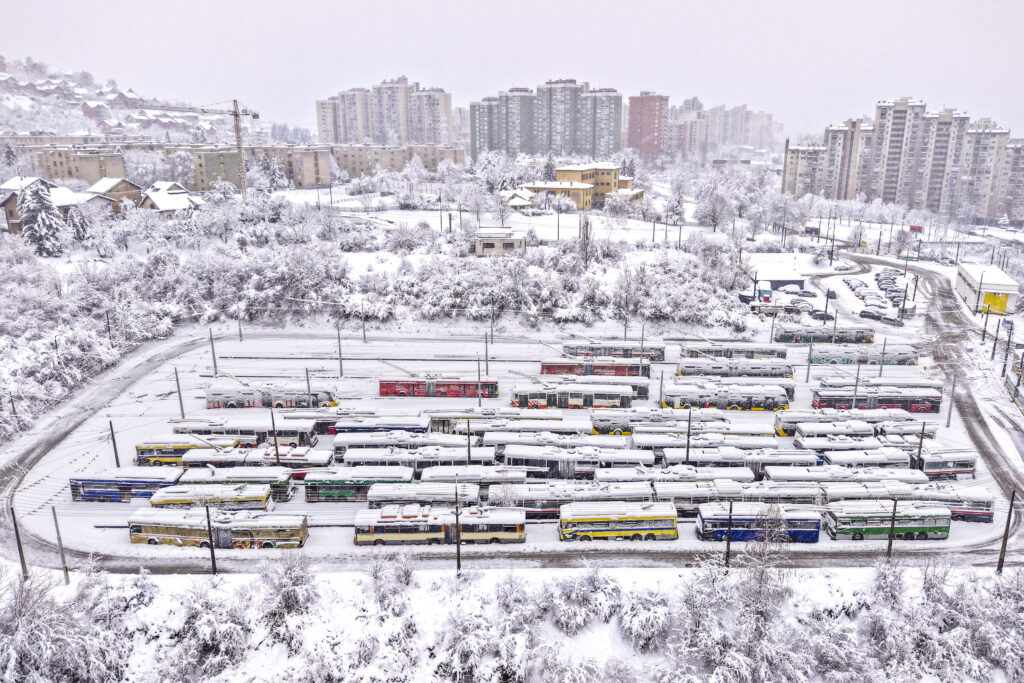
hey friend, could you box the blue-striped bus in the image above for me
[695,502,821,543]
[70,467,183,502]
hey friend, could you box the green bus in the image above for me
[823,500,951,540]
[304,466,414,502]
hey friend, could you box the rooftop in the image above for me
[958,263,1019,289]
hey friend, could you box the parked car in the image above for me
[859,309,882,320]
[880,316,905,327]
[779,284,800,294]
[810,310,836,321]
[790,299,814,312]
[796,289,818,298]
[739,293,755,304]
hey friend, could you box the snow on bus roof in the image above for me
[825,500,951,516]
[633,433,776,447]
[563,339,666,348]
[501,444,651,461]
[822,448,909,464]
[303,466,415,482]
[129,508,306,527]
[150,484,271,503]
[594,465,756,482]
[422,407,564,419]
[652,479,744,495]
[178,467,293,483]
[71,467,183,483]
[491,480,652,498]
[333,431,465,445]
[544,355,650,365]
[355,505,524,525]
[912,483,994,502]
[696,502,821,518]
[454,418,593,432]
[333,415,431,427]
[367,482,480,497]
[512,383,635,394]
[136,434,239,448]
[763,466,928,483]
[485,432,630,447]
[559,501,677,520]
[819,480,914,497]
[420,465,528,482]
[342,446,496,459]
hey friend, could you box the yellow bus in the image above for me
[558,501,679,541]
[149,484,273,511]
[354,504,526,546]
[134,434,242,466]
[128,509,308,548]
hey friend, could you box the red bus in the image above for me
[379,378,499,398]
[540,356,650,377]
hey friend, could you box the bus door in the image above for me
[425,380,437,397]
[555,392,568,409]
[583,393,594,408]
[583,361,594,375]
[213,526,234,549]
[517,393,529,409]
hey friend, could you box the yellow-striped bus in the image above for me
[134,434,242,466]
[354,504,526,545]
[558,501,679,541]
[128,509,308,548]
[149,484,273,511]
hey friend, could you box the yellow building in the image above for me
[555,162,622,205]
[522,180,593,211]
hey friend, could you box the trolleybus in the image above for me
[774,408,914,436]
[676,358,794,378]
[70,467,183,502]
[562,340,666,361]
[176,466,296,501]
[366,482,481,508]
[149,484,273,511]
[558,502,679,542]
[663,384,790,411]
[679,342,788,360]
[338,446,497,474]
[303,466,415,502]
[354,505,526,545]
[379,378,498,398]
[823,500,951,540]
[511,383,633,409]
[500,444,653,478]
[540,356,651,377]
[809,344,918,365]
[774,324,874,344]
[129,509,308,548]
[696,502,821,542]
[810,387,942,412]
[134,434,242,466]
[486,481,654,518]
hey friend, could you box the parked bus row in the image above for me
[774,408,917,435]
[809,344,918,366]
[205,383,338,409]
[774,324,875,344]
[811,387,942,412]
[662,383,790,411]
[676,358,794,379]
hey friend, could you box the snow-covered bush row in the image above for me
[3,554,1024,682]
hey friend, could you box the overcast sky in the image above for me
[6,0,1023,138]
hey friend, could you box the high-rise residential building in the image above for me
[468,78,622,160]
[315,97,340,144]
[316,77,451,146]
[628,92,669,159]
[451,106,470,146]
[783,97,1023,222]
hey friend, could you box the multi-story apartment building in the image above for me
[922,109,969,215]
[186,146,242,191]
[780,141,826,198]
[315,97,341,144]
[369,76,415,145]
[410,88,452,145]
[628,92,669,160]
[330,144,464,178]
[469,78,622,160]
[338,88,371,144]
[247,145,331,188]
[958,119,1009,220]
[1000,139,1024,222]
[34,148,127,184]
[451,106,470,146]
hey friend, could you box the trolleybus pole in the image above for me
[174,367,185,419]
[209,328,218,377]
[109,420,120,468]
[886,498,898,560]
[724,501,733,569]
[878,338,887,377]
[51,506,69,585]
[11,506,28,580]
[269,408,281,465]
[205,505,217,575]
[805,343,813,383]
[337,325,344,378]
[946,376,956,429]
[997,488,1016,574]
[306,368,312,408]
[454,482,462,574]
[685,409,692,464]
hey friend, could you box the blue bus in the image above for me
[70,467,183,502]
[695,502,821,543]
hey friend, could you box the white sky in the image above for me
[5,0,1023,138]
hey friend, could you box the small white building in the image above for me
[474,227,525,257]
[955,263,1019,314]
[139,181,205,216]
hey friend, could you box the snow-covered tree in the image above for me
[542,154,557,181]
[491,191,511,227]
[267,155,291,190]
[160,150,195,187]
[402,154,427,185]
[2,141,16,167]
[65,205,90,242]
[18,184,67,256]
[694,185,735,232]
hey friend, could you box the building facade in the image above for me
[628,92,669,160]
[316,78,451,146]
[329,144,464,178]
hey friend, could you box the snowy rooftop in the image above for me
[142,181,205,212]
[87,177,138,194]
[0,175,52,191]
[556,162,620,171]
[524,180,592,190]
[957,263,1019,289]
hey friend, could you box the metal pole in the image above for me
[685,409,692,463]
[306,368,313,407]
[878,338,887,377]
[769,314,776,343]
[831,316,838,344]
[852,363,861,409]
[484,334,489,376]
[342,323,350,376]
[454,483,462,573]
[11,507,28,580]
[466,420,472,464]
[238,319,243,342]
[659,370,664,407]
[899,283,909,320]
[490,305,495,341]
[51,506,69,585]
[724,500,733,568]
[992,323,1001,360]
[105,311,112,344]
[982,307,991,342]
[976,273,985,313]
[361,304,367,343]
[915,420,926,468]
[806,343,813,382]
[996,488,1016,574]
[477,356,482,408]
[1002,328,1014,377]
[886,498,898,560]
[205,505,217,575]
[209,328,218,376]
[946,375,956,428]
[640,323,645,360]
[109,420,120,467]
[174,367,185,419]
[269,409,281,464]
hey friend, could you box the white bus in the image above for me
[593,465,756,483]
[487,481,654,518]
[558,502,679,542]
[366,482,481,508]
[501,444,654,479]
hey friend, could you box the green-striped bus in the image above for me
[823,500,951,541]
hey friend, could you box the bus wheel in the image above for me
[262,542,274,549]
[916,532,928,540]
[852,533,864,541]
[645,533,656,541]
[428,538,440,545]
[275,402,285,409]
[200,541,210,549]
[147,538,158,545]
[153,460,163,466]
[289,442,298,448]
[580,535,592,542]
[614,430,623,436]
[374,539,384,546]
[489,538,501,544]
[226,402,238,409]
[631,534,642,541]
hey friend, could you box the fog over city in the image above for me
[5,0,1023,135]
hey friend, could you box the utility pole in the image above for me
[684,409,692,463]
[51,506,69,585]
[640,323,646,360]
[476,356,482,408]
[915,421,926,468]
[490,305,495,341]
[305,368,313,407]
[484,333,489,376]
[238,320,243,342]
[269,409,281,465]
[806,343,814,382]
[11,507,28,580]
[982,306,991,342]
[105,311,113,345]
[1002,328,1014,377]
[361,304,367,343]
[899,283,909,320]
[946,375,956,428]
[342,323,350,376]
[831,316,839,344]
[209,328,218,376]
[174,367,185,419]
[466,420,472,464]
[996,488,1016,574]
[769,313,777,343]
[109,420,120,468]
[454,482,462,574]
[205,506,218,575]
[852,363,861,410]
[659,370,664,407]
[886,498,898,560]
[976,273,986,313]
[992,323,1001,360]
[724,501,734,568]
[878,338,887,377]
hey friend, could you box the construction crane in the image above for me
[149,99,259,195]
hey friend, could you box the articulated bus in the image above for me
[205,384,338,409]
[816,376,945,392]
[631,421,775,437]
[822,448,911,469]
[810,387,942,413]
[333,430,465,455]
[135,434,242,466]
[794,421,875,439]
[632,433,777,458]
[823,500,951,540]
[129,509,308,548]
[774,408,914,436]
[354,505,526,546]
[366,482,481,508]
[809,344,918,366]
[169,417,319,448]
[424,407,565,434]
[875,421,939,438]
[511,383,633,409]
[674,376,797,400]
[663,384,790,411]
[676,358,794,379]
[149,484,273,511]
[541,356,651,377]
[454,418,593,436]
[562,340,666,362]
[558,502,679,542]
[679,342,788,360]
[500,444,654,478]
[910,484,994,522]
[338,446,497,475]
[420,465,528,489]
[593,465,756,483]
[762,465,929,485]
[696,503,821,542]
[303,466,415,502]
[180,446,335,477]
[276,407,417,435]
[379,378,499,398]
[794,435,884,453]
[486,481,654,518]
[329,414,431,434]
[70,467,183,502]
[590,407,730,435]
[176,467,296,501]
[774,324,874,344]
[481,431,630,455]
